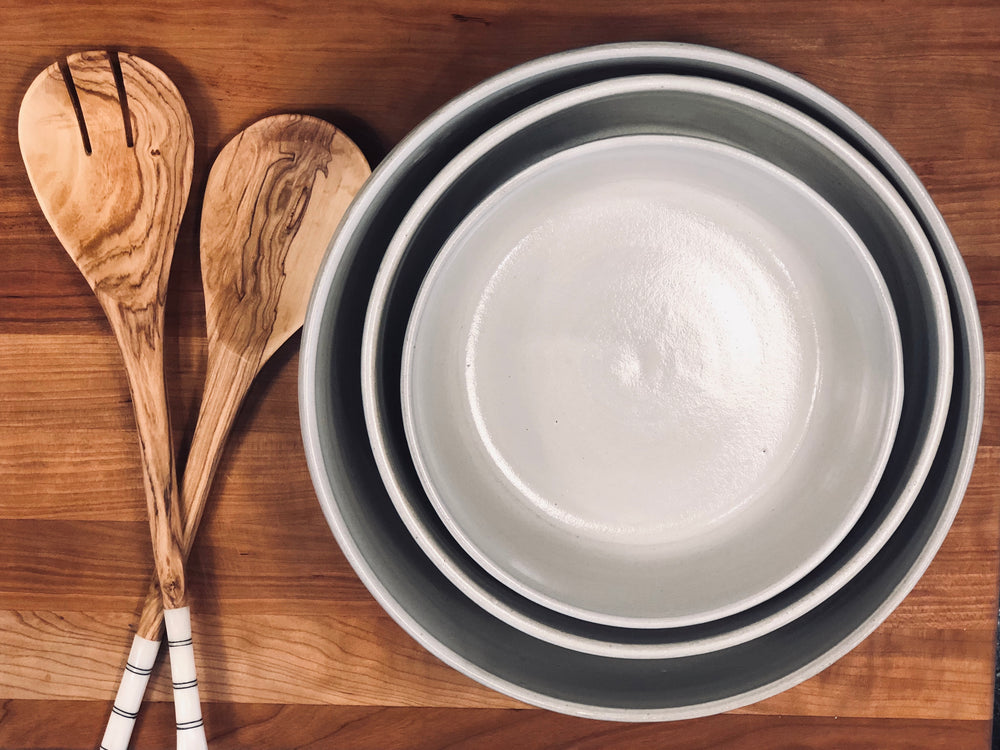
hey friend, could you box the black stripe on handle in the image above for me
[167,637,193,648]
[172,678,198,689]
[177,719,205,730]
[111,705,139,719]
[124,661,153,676]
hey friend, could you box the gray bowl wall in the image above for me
[299,42,983,720]
[362,73,951,656]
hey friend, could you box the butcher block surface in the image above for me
[1,0,999,747]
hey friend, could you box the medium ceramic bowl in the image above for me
[300,43,981,719]
[361,74,947,645]
[390,105,904,626]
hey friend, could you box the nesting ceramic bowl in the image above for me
[300,43,982,719]
[361,74,948,646]
[399,131,903,628]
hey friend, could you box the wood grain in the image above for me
[18,50,195,610]
[1,0,998,747]
[132,115,370,640]
[0,702,989,750]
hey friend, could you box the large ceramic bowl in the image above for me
[361,74,946,646]
[300,43,982,719]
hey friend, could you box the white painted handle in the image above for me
[164,606,208,750]
[100,635,161,750]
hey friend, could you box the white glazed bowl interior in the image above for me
[401,133,903,627]
[360,72,952,654]
[301,43,980,719]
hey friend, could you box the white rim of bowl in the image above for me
[300,42,981,719]
[360,71,949,648]
[399,132,905,627]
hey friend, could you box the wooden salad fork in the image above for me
[18,50,206,750]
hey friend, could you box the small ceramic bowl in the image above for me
[360,74,950,650]
[300,43,980,719]
[399,130,903,627]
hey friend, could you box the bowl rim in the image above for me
[300,41,983,719]
[393,123,905,626]
[360,70,948,646]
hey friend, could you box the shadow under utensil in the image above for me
[163,192,207,472]
[297,107,389,168]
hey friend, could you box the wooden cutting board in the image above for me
[1,1,998,747]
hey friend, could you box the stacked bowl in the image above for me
[299,43,983,720]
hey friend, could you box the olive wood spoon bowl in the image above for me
[102,113,370,749]
[18,50,207,750]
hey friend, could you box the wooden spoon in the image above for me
[100,114,370,748]
[18,51,207,750]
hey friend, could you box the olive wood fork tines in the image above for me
[18,50,206,750]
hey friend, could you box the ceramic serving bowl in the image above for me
[361,74,948,644]
[386,98,904,626]
[300,43,981,719]
[399,132,903,628]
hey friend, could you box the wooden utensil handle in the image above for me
[110,303,188,611]
[99,349,251,747]
[97,304,193,749]
[136,346,258,639]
